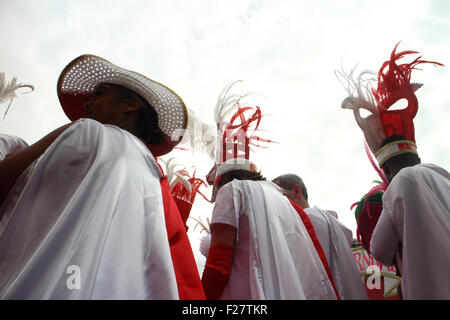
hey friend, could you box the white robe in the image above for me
[0,119,179,299]
[0,134,28,160]
[211,180,336,300]
[371,163,450,300]
[0,134,30,227]
[305,206,368,300]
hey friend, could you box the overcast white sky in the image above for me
[1,0,449,272]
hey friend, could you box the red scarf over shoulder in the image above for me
[159,176,205,300]
[288,199,341,300]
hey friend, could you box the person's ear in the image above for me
[122,99,142,113]
[293,184,303,199]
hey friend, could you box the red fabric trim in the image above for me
[159,177,205,300]
[288,199,341,300]
[201,244,234,300]
[173,196,192,231]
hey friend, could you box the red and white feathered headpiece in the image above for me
[160,157,210,230]
[210,81,274,186]
[337,42,443,166]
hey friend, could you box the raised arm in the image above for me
[0,122,74,204]
[201,183,238,300]
[370,206,400,266]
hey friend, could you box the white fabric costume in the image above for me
[305,206,368,300]
[305,206,353,250]
[371,163,450,300]
[211,180,336,300]
[0,119,179,299]
[0,134,30,227]
[0,134,28,160]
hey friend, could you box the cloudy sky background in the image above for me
[1,0,449,272]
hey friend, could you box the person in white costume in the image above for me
[203,166,338,300]
[338,43,448,299]
[0,55,205,299]
[273,173,368,300]
[0,134,29,228]
[199,82,338,300]
[370,135,450,300]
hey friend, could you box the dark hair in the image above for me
[218,169,266,187]
[379,135,421,170]
[272,173,308,201]
[116,85,165,146]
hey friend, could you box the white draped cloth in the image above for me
[371,163,450,300]
[0,134,30,227]
[0,119,179,299]
[305,206,368,300]
[0,134,28,160]
[211,180,336,300]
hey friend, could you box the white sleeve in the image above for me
[370,193,401,266]
[210,182,241,230]
[0,134,28,160]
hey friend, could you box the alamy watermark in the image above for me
[66,265,81,290]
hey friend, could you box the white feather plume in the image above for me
[179,108,217,159]
[0,72,34,120]
[159,157,192,193]
[214,80,245,126]
[335,63,378,113]
[179,81,264,161]
[335,62,386,154]
[171,171,192,194]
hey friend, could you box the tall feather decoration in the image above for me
[372,42,444,110]
[335,63,378,115]
[213,80,272,164]
[179,81,267,161]
[0,73,34,120]
[335,63,386,154]
[179,108,217,159]
[159,157,192,192]
[214,80,245,126]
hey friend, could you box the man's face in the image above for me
[84,84,127,125]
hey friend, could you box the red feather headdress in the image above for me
[212,81,276,186]
[338,42,443,166]
[372,42,443,143]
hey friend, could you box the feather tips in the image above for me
[372,42,444,108]
[0,72,34,120]
[180,108,216,159]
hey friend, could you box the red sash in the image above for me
[159,176,206,300]
[288,199,341,300]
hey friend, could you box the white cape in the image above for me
[235,180,336,299]
[0,119,178,299]
[0,134,28,160]
[371,163,450,299]
[305,207,368,300]
[0,134,30,228]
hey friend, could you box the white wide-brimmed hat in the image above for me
[57,54,188,156]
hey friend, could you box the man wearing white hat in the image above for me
[339,43,450,299]
[0,55,205,299]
